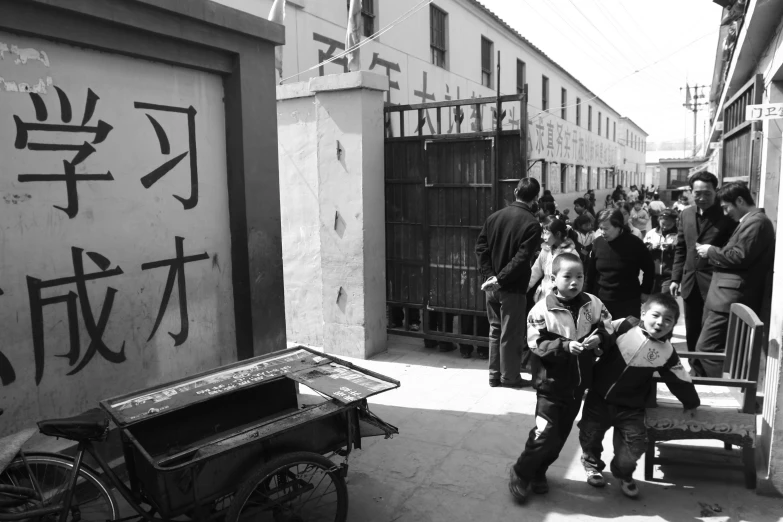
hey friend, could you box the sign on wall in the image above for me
[745,103,783,121]
[0,32,236,434]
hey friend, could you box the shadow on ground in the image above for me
[335,335,782,522]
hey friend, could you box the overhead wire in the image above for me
[280,0,435,83]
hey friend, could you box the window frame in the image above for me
[588,105,592,131]
[516,59,526,95]
[430,4,447,69]
[576,98,581,126]
[561,88,567,120]
[606,117,609,139]
[598,111,602,136]
[613,121,616,142]
[542,75,549,111]
[481,36,493,88]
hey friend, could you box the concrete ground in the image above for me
[329,332,783,522]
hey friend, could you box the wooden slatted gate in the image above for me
[385,93,528,348]
[722,74,763,200]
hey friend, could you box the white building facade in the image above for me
[217,0,648,202]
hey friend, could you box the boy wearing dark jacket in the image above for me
[578,293,699,499]
[509,253,613,504]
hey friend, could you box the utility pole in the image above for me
[680,84,710,156]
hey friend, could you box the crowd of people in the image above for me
[474,173,776,505]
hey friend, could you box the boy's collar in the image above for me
[546,291,590,310]
[637,323,674,342]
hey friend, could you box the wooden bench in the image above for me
[644,303,763,489]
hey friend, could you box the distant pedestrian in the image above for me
[573,197,593,218]
[612,185,625,203]
[475,178,542,388]
[644,209,678,293]
[508,253,613,504]
[573,213,596,261]
[692,182,775,377]
[628,185,639,203]
[647,193,666,229]
[578,293,699,498]
[630,199,650,232]
[673,194,691,213]
[619,203,643,239]
[587,209,655,319]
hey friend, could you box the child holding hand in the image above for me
[578,293,699,499]
[509,253,613,504]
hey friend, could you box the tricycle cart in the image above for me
[100,346,400,522]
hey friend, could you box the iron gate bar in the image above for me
[384,89,527,346]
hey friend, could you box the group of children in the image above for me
[508,253,700,504]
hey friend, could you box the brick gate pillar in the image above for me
[277,72,389,359]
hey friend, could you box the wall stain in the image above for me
[212,253,221,272]
[3,194,32,204]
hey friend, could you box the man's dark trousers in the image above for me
[514,391,584,480]
[486,289,525,384]
[683,288,706,352]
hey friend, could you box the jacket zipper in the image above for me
[604,337,647,400]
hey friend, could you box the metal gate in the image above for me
[385,92,527,346]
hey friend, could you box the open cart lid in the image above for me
[101,346,400,427]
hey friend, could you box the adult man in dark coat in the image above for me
[475,178,542,388]
[670,171,736,352]
[692,182,776,377]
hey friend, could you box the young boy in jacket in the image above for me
[578,293,699,498]
[509,253,613,504]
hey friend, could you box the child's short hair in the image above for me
[573,212,594,230]
[551,252,582,275]
[642,293,680,323]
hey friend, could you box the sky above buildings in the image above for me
[479,0,724,145]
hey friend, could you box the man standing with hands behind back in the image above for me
[669,172,736,352]
[476,178,542,388]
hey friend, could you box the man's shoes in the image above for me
[501,379,532,389]
[586,470,606,488]
[531,475,549,494]
[619,478,639,498]
[489,378,501,388]
[508,467,530,503]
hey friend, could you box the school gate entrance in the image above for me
[384,93,528,349]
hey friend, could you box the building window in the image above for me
[430,5,447,68]
[576,98,581,126]
[561,88,567,120]
[596,168,601,189]
[588,105,592,131]
[516,60,526,94]
[606,117,609,139]
[667,168,689,188]
[481,37,493,88]
[626,129,629,147]
[613,121,616,142]
[542,76,549,110]
[541,160,548,190]
[598,111,602,136]
[560,164,568,193]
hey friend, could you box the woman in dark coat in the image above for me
[587,209,655,319]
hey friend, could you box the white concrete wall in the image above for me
[214,0,644,195]
[277,72,388,358]
[0,32,236,435]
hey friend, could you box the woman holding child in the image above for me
[586,209,655,319]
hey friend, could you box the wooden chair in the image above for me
[645,303,764,489]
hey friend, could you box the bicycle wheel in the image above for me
[0,453,119,521]
[226,451,348,522]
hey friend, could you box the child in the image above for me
[630,199,650,233]
[528,217,578,303]
[572,213,595,263]
[578,293,699,499]
[644,209,678,293]
[560,208,572,225]
[619,203,644,239]
[509,253,613,504]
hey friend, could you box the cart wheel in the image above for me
[226,451,348,522]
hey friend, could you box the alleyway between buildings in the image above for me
[320,327,783,521]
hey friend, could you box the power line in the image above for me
[566,0,642,72]
[280,0,435,83]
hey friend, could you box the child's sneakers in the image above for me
[620,478,640,498]
[586,470,606,488]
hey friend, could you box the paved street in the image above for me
[323,330,783,522]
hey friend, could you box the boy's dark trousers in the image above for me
[513,390,584,480]
[578,391,647,481]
